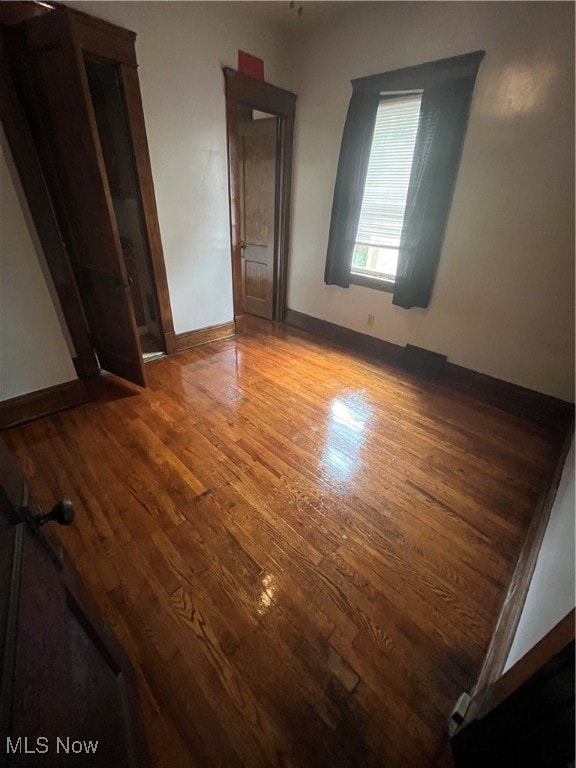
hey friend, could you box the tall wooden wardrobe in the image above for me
[3,4,176,387]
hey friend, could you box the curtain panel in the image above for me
[324,51,485,307]
[393,75,480,308]
[324,92,380,287]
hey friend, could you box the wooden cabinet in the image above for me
[4,5,176,387]
[0,440,149,768]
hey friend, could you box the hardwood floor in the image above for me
[3,318,564,767]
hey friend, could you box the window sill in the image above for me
[349,273,395,293]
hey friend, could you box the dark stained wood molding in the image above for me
[487,608,575,714]
[466,423,574,718]
[0,1,52,26]
[0,379,90,430]
[224,68,296,323]
[16,8,147,388]
[442,364,573,433]
[0,3,136,62]
[276,109,294,322]
[118,62,177,354]
[452,608,575,749]
[0,27,99,380]
[285,308,404,366]
[70,7,175,356]
[284,309,574,432]
[69,5,137,67]
[5,5,175,369]
[175,321,236,352]
[224,68,296,117]
[225,94,243,318]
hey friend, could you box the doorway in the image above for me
[4,5,177,389]
[224,68,296,323]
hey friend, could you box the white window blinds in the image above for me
[355,93,422,249]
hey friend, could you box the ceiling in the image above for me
[232,1,375,32]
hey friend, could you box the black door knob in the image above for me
[36,498,75,527]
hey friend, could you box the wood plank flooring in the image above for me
[3,318,564,767]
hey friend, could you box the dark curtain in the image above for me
[324,91,380,287]
[392,76,478,309]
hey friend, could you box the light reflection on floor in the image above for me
[257,572,277,615]
[320,393,373,482]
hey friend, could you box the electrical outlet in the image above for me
[367,314,375,328]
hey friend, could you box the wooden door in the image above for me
[14,10,147,387]
[0,440,149,768]
[451,612,575,767]
[239,118,278,319]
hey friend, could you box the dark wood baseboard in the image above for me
[442,364,573,433]
[175,321,236,352]
[163,330,177,355]
[284,309,574,433]
[285,309,404,366]
[0,379,89,430]
[466,423,574,718]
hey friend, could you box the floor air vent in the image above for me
[402,344,447,381]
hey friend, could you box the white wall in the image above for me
[3,2,574,401]
[0,137,77,400]
[289,1,575,401]
[504,436,575,671]
[71,1,295,335]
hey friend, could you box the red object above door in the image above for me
[238,50,264,80]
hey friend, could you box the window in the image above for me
[351,93,422,287]
[324,51,485,308]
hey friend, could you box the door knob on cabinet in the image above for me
[35,498,75,527]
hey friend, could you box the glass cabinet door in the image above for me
[85,58,164,357]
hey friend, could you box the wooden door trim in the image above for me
[467,422,574,715]
[175,321,236,352]
[13,7,147,387]
[444,420,575,740]
[6,5,175,373]
[71,8,176,355]
[0,27,99,381]
[118,63,177,353]
[224,68,296,322]
[224,68,296,117]
[69,6,137,67]
[487,608,575,714]
[451,609,575,764]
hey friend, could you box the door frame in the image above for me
[0,25,99,380]
[65,6,177,355]
[450,609,575,766]
[224,68,296,323]
[4,6,177,386]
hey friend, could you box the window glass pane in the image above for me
[352,244,399,278]
[353,93,422,277]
